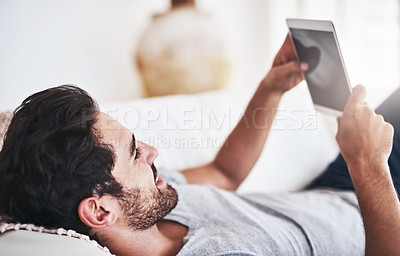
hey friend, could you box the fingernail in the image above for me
[301,63,308,71]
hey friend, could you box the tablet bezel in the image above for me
[286,18,352,116]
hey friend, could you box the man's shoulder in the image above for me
[159,169,187,186]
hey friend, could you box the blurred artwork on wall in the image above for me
[136,0,231,97]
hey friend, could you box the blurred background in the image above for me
[0,0,399,111]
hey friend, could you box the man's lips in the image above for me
[156,176,165,187]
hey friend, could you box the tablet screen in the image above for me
[289,28,350,111]
[375,86,400,140]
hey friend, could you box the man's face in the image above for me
[96,112,178,230]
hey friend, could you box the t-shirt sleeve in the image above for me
[158,168,187,186]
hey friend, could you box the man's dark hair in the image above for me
[0,85,123,235]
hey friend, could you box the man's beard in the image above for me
[115,164,178,231]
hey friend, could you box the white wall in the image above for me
[0,0,399,111]
[0,0,169,111]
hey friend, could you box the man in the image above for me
[0,35,395,255]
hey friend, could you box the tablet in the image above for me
[286,19,352,116]
[375,86,400,140]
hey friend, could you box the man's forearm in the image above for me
[213,86,282,188]
[349,161,400,256]
[181,38,306,189]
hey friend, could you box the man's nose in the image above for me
[136,141,158,165]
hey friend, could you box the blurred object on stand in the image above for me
[136,0,231,97]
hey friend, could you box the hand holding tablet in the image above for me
[286,19,352,116]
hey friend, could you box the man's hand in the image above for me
[337,85,400,256]
[273,34,298,67]
[261,34,308,94]
[336,85,394,177]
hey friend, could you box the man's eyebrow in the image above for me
[130,133,136,158]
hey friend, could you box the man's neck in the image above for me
[97,220,187,256]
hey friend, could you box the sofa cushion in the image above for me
[0,87,340,255]
[100,85,339,193]
[0,223,114,256]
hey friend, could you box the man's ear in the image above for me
[78,197,118,228]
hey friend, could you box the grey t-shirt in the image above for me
[161,170,365,256]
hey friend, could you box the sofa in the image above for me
[0,84,339,255]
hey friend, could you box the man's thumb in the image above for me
[275,61,308,77]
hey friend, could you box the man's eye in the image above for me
[134,147,141,160]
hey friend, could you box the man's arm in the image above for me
[336,85,400,255]
[181,35,308,190]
